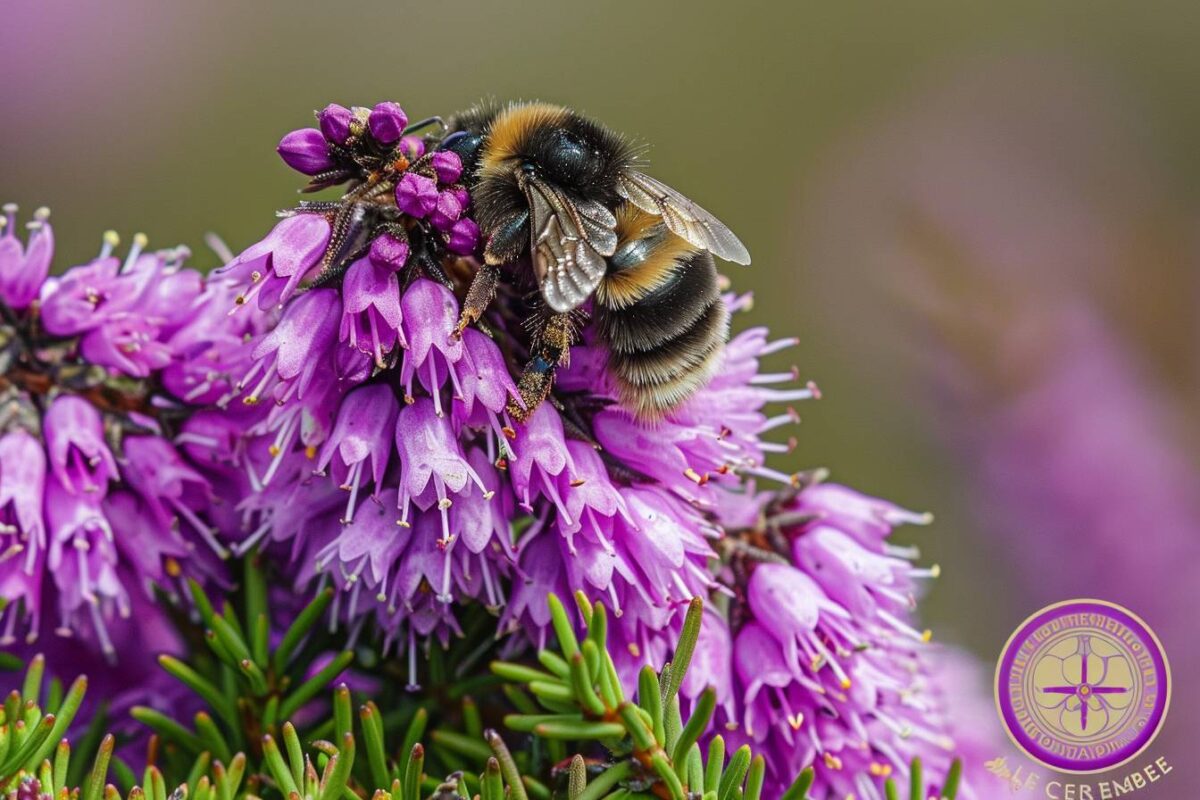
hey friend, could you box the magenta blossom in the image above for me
[0,205,261,654]
[195,100,985,796]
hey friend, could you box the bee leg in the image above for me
[454,263,500,337]
[313,201,374,280]
[483,210,530,266]
[506,312,575,422]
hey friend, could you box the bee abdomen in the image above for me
[598,249,729,419]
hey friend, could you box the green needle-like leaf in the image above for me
[547,594,580,660]
[484,730,528,800]
[662,597,703,708]
[672,688,715,778]
[193,712,233,765]
[130,707,204,754]
[491,661,560,685]
[82,734,114,800]
[482,757,505,800]
[574,761,631,800]
[432,729,494,762]
[318,732,354,800]
[532,720,626,740]
[744,756,765,800]
[569,653,606,717]
[359,704,389,790]
[651,753,685,800]
[25,675,86,772]
[158,656,237,730]
[780,767,814,800]
[272,587,334,676]
[332,685,352,743]
[281,722,305,792]
[402,744,424,800]
[704,735,725,794]
[261,734,300,797]
[939,758,962,800]
[717,745,751,800]
[21,654,44,705]
[638,666,664,745]
[279,650,353,721]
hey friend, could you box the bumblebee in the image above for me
[443,102,749,421]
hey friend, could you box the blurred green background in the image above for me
[3,0,1197,667]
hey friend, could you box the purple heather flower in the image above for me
[43,395,119,495]
[39,253,138,335]
[316,384,400,522]
[244,287,342,403]
[0,203,53,308]
[277,127,334,175]
[317,103,354,145]
[368,101,408,145]
[218,213,332,310]
[396,279,464,409]
[394,399,489,534]
[340,256,405,366]
[0,205,256,651]
[0,430,47,568]
[697,483,964,799]
[395,172,440,218]
[79,315,174,377]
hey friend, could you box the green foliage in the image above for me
[1,575,963,800]
[0,655,87,791]
[492,593,766,800]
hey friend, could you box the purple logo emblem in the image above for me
[995,599,1171,773]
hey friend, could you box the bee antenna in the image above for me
[401,116,448,136]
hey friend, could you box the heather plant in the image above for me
[0,98,986,799]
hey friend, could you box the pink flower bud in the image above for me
[368,102,408,145]
[277,128,334,175]
[395,173,439,218]
[431,151,463,184]
[317,103,354,145]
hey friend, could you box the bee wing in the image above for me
[526,178,618,313]
[616,170,751,264]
